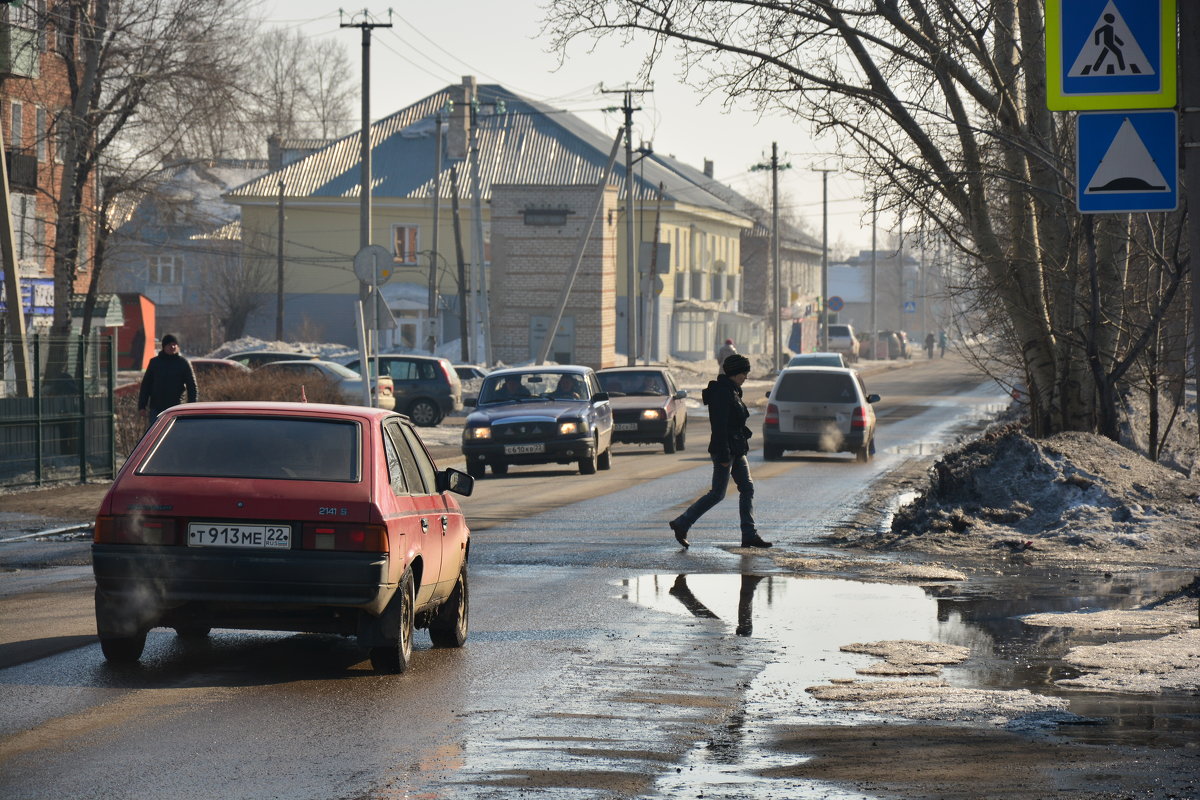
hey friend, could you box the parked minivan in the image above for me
[762,366,880,462]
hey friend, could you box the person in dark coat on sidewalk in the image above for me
[669,353,772,549]
[138,333,198,429]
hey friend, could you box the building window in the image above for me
[148,254,181,284]
[10,101,23,150]
[35,107,46,161]
[392,225,419,265]
[12,193,38,262]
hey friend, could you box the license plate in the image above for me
[187,522,292,549]
[792,418,829,433]
[614,422,638,431]
[504,443,546,455]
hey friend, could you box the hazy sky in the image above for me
[262,1,885,254]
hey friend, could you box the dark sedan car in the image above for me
[461,366,614,478]
[340,354,462,427]
[596,366,688,453]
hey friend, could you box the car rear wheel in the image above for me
[763,444,783,461]
[407,399,441,427]
[491,462,509,476]
[467,461,486,479]
[99,633,146,664]
[597,446,612,470]
[855,443,870,463]
[369,568,415,674]
[429,564,469,648]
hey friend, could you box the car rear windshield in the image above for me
[597,371,667,395]
[140,416,360,481]
[774,372,859,404]
[828,325,852,338]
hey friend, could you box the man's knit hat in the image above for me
[161,333,179,347]
[722,353,751,376]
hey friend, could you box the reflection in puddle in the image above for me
[623,572,1200,798]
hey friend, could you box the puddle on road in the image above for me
[621,572,1200,798]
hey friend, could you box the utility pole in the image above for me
[275,180,285,341]
[812,166,836,351]
[750,145,791,367]
[0,121,31,396]
[467,95,499,367]
[602,84,652,366]
[341,9,392,358]
[870,195,878,359]
[428,106,445,353]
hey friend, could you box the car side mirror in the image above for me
[867,393,880,403]
[674,390,688,399]
[438,467,474,496]
[591,391,609,403]
[463,397,477,407]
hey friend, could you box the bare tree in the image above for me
[543,0,1188,439]
[41,0,256,368]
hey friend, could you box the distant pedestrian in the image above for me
[716,338,737,372]
[669,353,772,549]
[924,332,935,359]
[938,329,947,358]
[138,333,198,429]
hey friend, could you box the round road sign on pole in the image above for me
[353,245,394,285]
[827,295,844,312]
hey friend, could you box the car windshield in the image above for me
[478,372,586,404]
[598,371,666,396]
[139,416,360,481]
[829,326,851,338]
[775,372,860,403]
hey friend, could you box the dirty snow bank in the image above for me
[868,424,1200,567]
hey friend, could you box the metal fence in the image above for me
[0,334,117,487]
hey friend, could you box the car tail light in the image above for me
[94,515,180,545]
[302,522,388,552]
[765,403,779,426]
[851,406,868,430]
[439,359,455,385]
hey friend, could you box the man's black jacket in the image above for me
[702,373,752,463]
[138,352,198,412]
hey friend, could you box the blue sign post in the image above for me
[1076,110,1177,213]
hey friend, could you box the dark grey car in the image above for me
[341,354,463,426]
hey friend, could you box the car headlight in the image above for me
[559,420,586,435]
[641,408,664,420]
[466,426,491,440]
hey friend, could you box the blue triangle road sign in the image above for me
[1076,110,1177,213]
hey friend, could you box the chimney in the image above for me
[703,159,714,178]
[447,76,476,161]
[267,133,282,171]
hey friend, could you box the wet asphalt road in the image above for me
[1,358,1050,799]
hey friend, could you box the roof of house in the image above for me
[646,151,822,252]
[226,82,751,222]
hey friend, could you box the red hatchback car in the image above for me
[92,401,474,673]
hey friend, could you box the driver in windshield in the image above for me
[551,374,584,399]
[495,375,531,400]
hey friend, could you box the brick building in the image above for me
[0,3,97,331]
[489,184,619,367]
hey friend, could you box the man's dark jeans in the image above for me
[672,455,757,539]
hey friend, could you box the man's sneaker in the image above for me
[669,519,689,548]
[741,535,772,548]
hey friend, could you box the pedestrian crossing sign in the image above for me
[1076,110,1177,213]
[1046,0,1175,110]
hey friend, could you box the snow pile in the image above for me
[880,424,1200,563]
